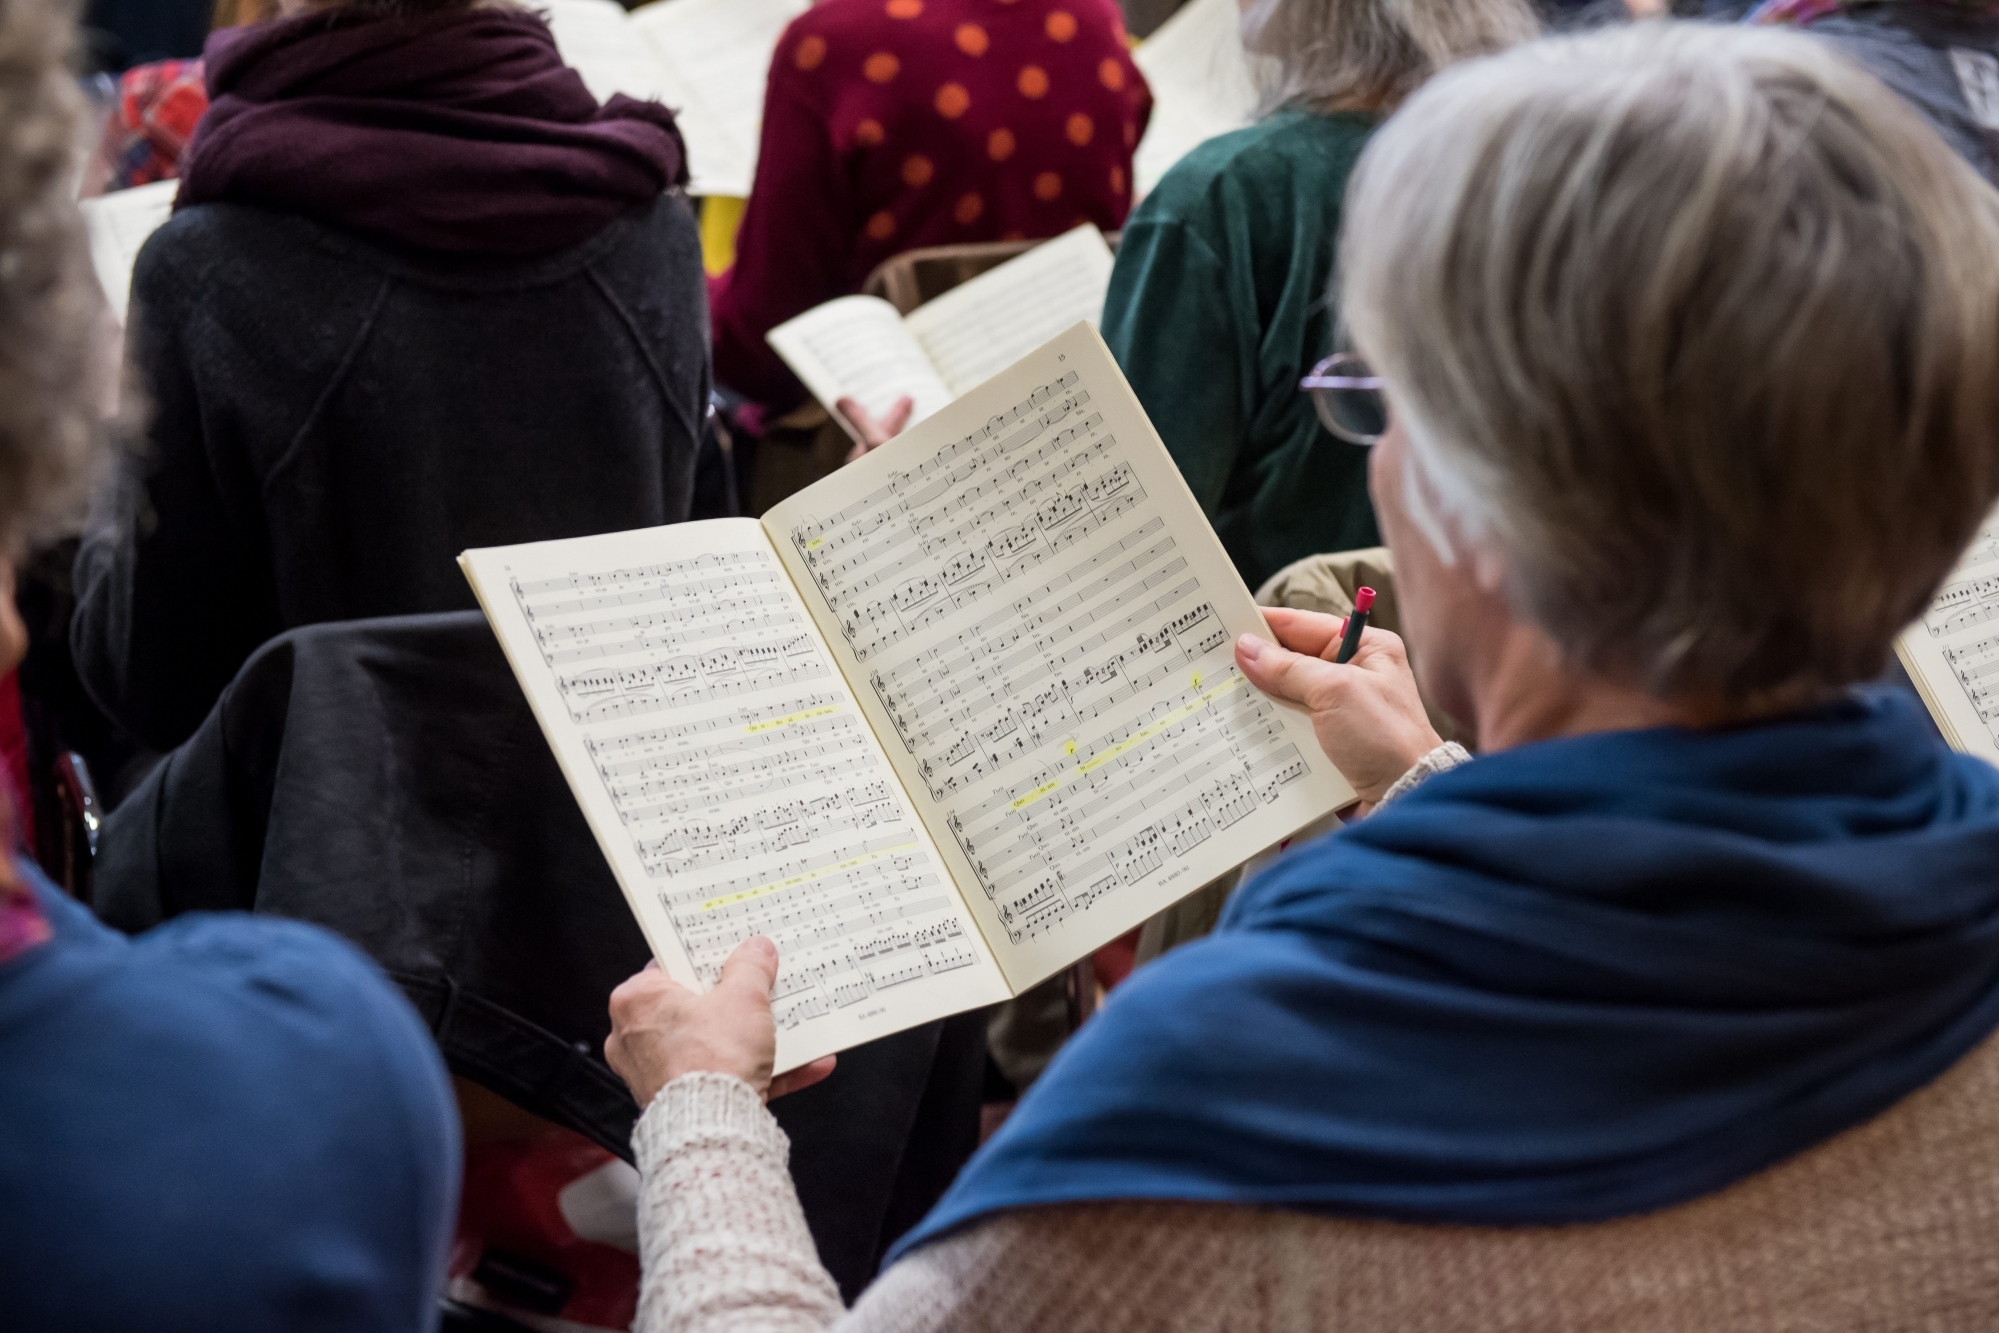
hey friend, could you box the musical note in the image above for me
[782,362,1311,946]
[1911,514,1999,753]
[507,542,976,1024]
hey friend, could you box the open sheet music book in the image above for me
[1897,509,1999,768]
[767,224,1116,435]
[541,0,806,198]
[462,324,1354,1069]
[1131,0,1260,198]
[80,178,177,325]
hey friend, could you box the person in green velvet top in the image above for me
[1103,0,1539,590]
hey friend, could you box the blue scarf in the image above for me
[893,690,1999,1258]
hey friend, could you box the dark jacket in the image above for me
[93,612,986,1299]
[72,193,709,751]
[1807,6,1999,183]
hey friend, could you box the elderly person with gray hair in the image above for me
[1100,0,1538,591]
[606,22,1999,1332]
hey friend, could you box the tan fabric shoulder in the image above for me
[1255,547,1399,623]
[862,1030,1999,1332]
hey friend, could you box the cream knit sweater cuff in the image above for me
[633,1070,789,1165]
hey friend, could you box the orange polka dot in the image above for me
[1018,65,1049,99]
[987,127,1016,161]
[864,52,900,83]
[954,22,989,56]
[1110,165,1126,194]
[1033,171,1062,201]
[1065,112,1094,147]
[935,82,971,118]
[866,211,897,240]
[886,0,922,15]
[1003,229,1026,240]
[1124,120,1137,147]
[1045,10,1077,41]
[902,154,934,187]
[854,118,885,146]
[955,192,984,225]
[794,35,826,71]
[1099,57,1125,91]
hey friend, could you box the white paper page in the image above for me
[1897,509,1999,767]
[766,325,1354,989]
[904,225,1117,398]
[542,0,672,105]
[629,0,808,198]
[80,179,177,325]
[768,295,955,430]
[1131,0,1261,198]
[462,520,1008,1071]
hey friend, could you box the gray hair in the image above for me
[0,0,110,551]
[1340,22,1999,704]
[1240,0,1540,117]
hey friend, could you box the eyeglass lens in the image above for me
[1307,354,1387,446]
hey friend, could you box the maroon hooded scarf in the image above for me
[177,6,686,255]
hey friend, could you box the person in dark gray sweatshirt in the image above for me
[72,0,710,751]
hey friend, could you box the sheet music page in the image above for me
[1897,509,1999,767]
[542,0,672,106]
[461,519,1008,1071]
[905,225,1116,397]
[630,0,808,198]
[768,296,955,429]
[80,179,177,325]
[765,324,1354,989]
[1131,0,1261,198]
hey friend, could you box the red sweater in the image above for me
[712,0,1151,414]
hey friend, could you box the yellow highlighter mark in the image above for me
[807,537,824,549]
[1078,675,1246,776]
[1007,676,1250,812]
[745,705,840,733]
[700,841,918,912]
[1012,779,1061,810]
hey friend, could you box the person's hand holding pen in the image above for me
[1235,592,1444,812]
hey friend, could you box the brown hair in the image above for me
[0,0,112,552]
[210,0,278,29]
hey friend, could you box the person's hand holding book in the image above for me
[1236,607,1443,811]
[607,940,838,1108]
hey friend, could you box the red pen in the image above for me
[1334,586,1375,664]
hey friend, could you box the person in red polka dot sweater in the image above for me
[711,0,1151,426]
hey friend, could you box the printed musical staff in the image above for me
[1918,515,1999,750]
[784,362,1309,948]
[509,545,971,1029]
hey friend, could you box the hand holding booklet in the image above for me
[461,325,1354,1071]
[767,223,1117,435]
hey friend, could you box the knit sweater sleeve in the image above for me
[634,1074,1200,1332]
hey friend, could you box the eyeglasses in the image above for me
[1299,353,1387,446]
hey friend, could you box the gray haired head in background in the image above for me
[1339,21,1999,706]
[1238,0,1542,116]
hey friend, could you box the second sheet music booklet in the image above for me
[461,325,1357,1071]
